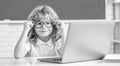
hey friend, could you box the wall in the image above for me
[0,21,23,57]
[0,0,105,20]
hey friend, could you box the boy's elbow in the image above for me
[14,53,24,59]
[14,55,22,59]
[14,56,20,59]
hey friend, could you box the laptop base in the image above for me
[38,58,62,64]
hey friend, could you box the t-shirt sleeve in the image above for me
[55,38,62,56]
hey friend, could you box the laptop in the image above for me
[37,20,115,63]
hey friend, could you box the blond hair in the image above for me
[28,5,59,21]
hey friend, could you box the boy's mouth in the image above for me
[40,31,48,32]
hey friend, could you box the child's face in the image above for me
[34,19,53,37]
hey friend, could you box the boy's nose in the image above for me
[41,24,47,30]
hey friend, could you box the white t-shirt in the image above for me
[25,38,62,57]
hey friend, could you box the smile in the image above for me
[40,31,48,32]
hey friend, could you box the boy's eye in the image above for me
[47,22,50,24]
[46,22,51,24]
[38,22,42,25]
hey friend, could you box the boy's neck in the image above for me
[37,35,50,42]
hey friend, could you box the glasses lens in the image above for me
[35,22,42,28]
[45,21,52,28]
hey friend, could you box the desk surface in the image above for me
[0,54,120,66]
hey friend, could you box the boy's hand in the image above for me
[24,21,34,31]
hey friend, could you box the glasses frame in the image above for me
[33,20,53,28]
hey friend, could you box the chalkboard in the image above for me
[0,0,105,20]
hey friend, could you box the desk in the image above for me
[0,54,120,66]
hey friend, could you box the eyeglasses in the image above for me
[34,21,52,28]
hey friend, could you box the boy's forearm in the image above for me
[14,30,29,58]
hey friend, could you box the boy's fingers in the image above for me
[29,23,33,28]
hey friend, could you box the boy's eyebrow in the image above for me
[32,18,41,23]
